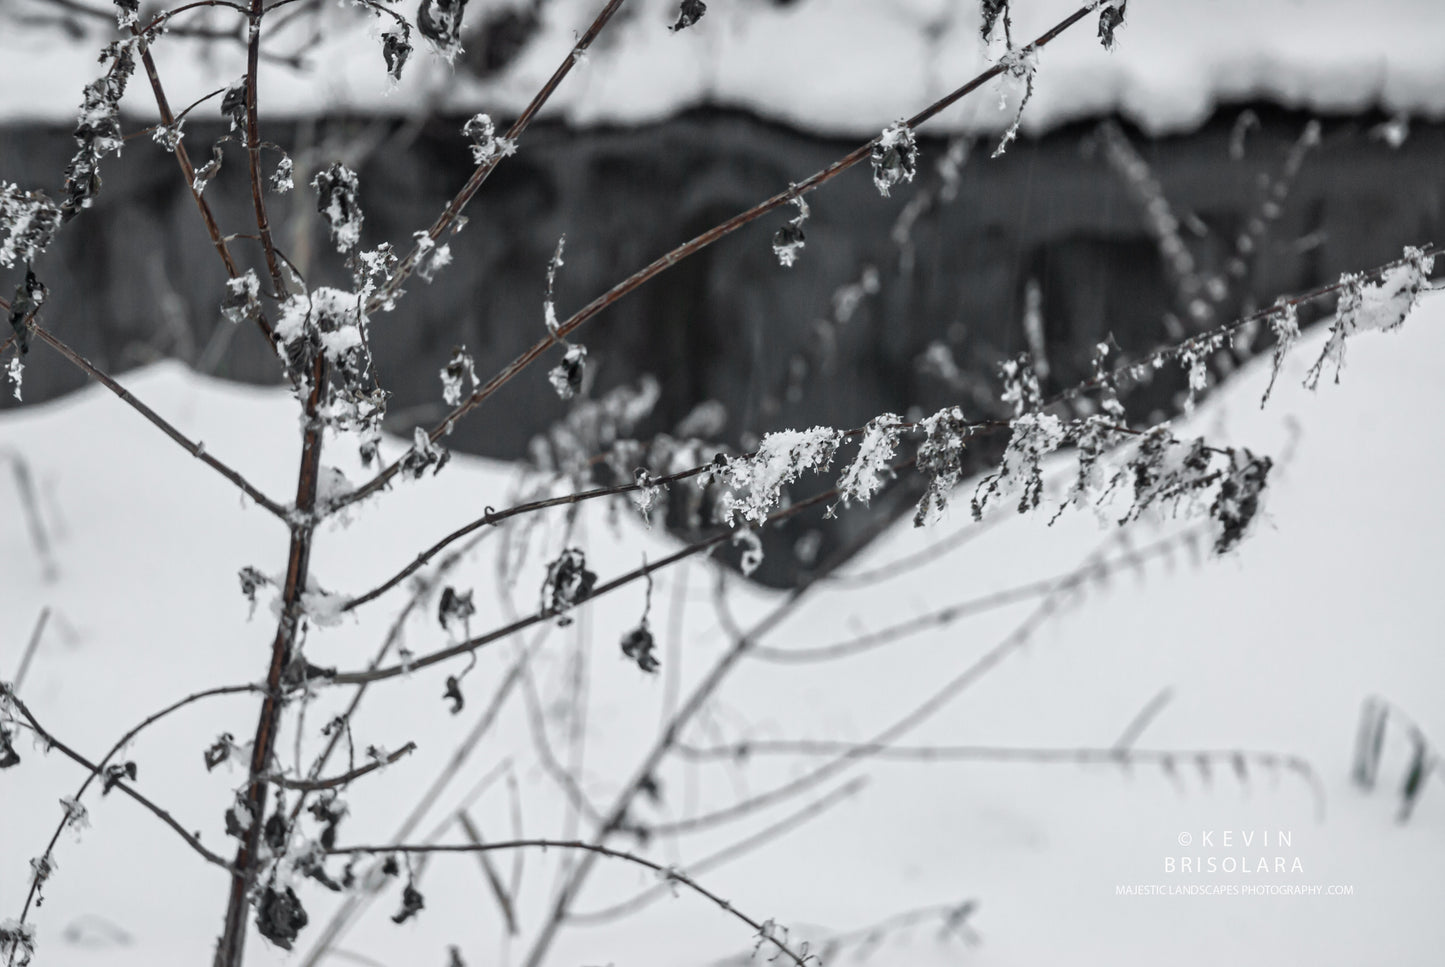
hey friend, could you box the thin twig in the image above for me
[363,0,628,316]
[324,840,814,967]
[337,1,1104,511]
[1,685,238,873]
[265,741,415,791]
[456,811,520,936]
[569,777,868,924]
[30,327,287,517]
[10,608,52,697]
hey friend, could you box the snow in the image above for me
[3,1,1445,137]
[3,292,1445,965]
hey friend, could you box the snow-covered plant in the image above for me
[0,4,1437,967]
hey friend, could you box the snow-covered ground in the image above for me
[2,0,1443,137]
[3,275,1443,964]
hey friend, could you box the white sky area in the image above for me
[1,0,1443,135]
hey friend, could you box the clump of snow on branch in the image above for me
[834,414,903,510]
[61,39,136,218]
[972,412,1067,518]
[710,427,842,526]
[912,406,971,526]
[221,271,262,326]
[1260,299,1300,406]
[1305,247,1435,389]
[871,122,918,197]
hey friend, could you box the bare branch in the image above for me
[324,839,814,967]
[1,684,238,873]
[265,741,415,791]
[30,326,288,517]
[568,777,868,924]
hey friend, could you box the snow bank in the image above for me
[3,281,1444,964]
[2,0,1443,137]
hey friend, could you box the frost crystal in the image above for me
[1305,248,1434,388]
[771,194,809,268]
[836,415,903,509]
[463,113,517,167]
[312,162,364,253]
[972,412,1066,518]
[712,427,842,526]
[1,183,61,267]
[999,353,1042,416]
[871,122,919,197]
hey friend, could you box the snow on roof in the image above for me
[1,0,1443,137]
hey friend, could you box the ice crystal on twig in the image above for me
[463,113,517,167]
[871,122,918,197]
[772,193,810,267]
